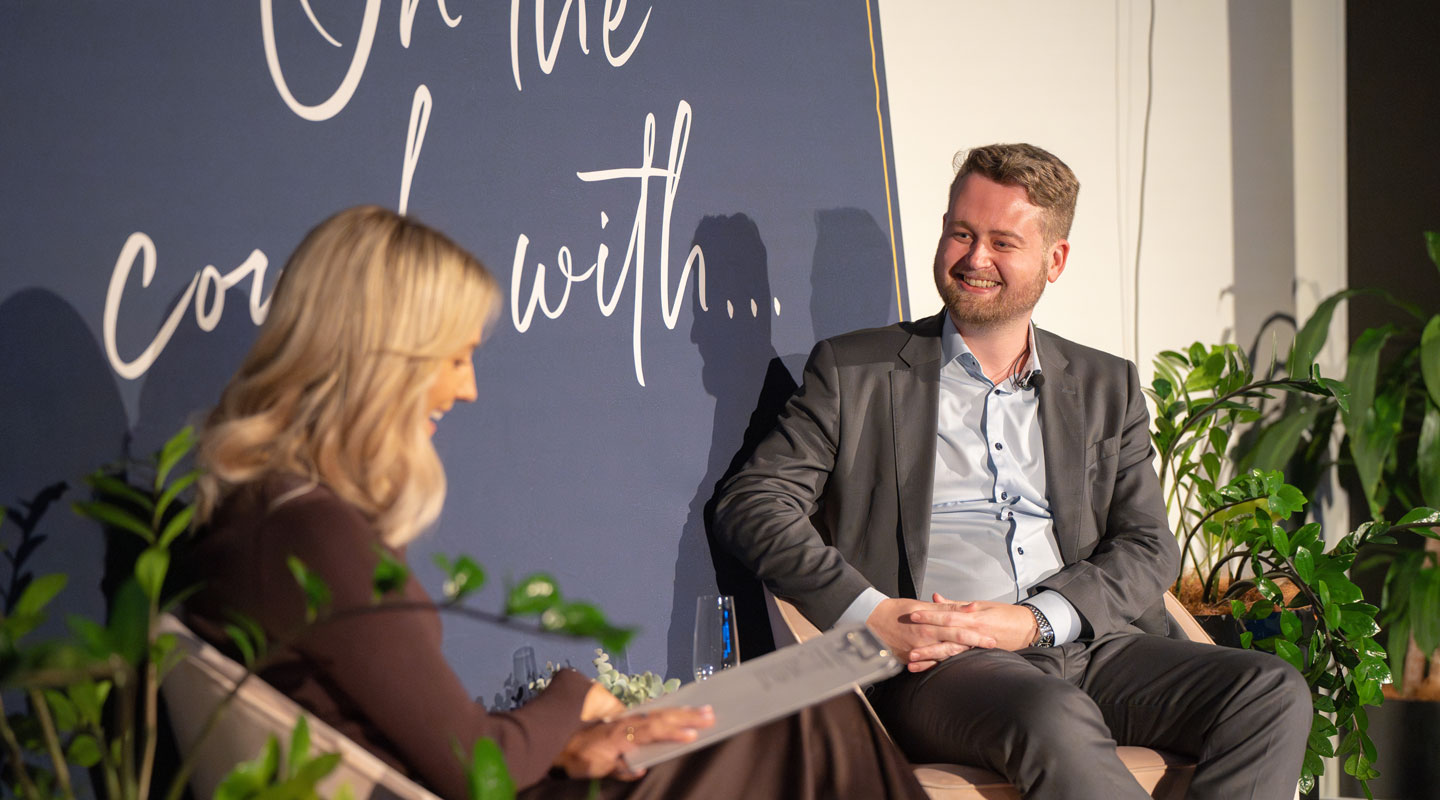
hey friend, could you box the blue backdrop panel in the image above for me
[0,1,906,692]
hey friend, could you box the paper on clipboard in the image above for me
[621,624,900,770]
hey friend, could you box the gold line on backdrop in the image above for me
[866,0,907,322]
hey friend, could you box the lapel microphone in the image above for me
[1016,371,1045,391]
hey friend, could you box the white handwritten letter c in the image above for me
[104,233,198,381]
[261,0,381,122]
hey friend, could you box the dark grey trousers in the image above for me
[868,633,1310,800]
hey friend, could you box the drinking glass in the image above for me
[693,594,739,681]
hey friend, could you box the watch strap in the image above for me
[1021,602,1055,648]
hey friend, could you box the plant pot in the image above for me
[1337,697,1440,800]
[1191,609,1318,653]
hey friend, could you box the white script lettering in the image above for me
[399,84,433,215]
[510,0,651,91]
[509,101,705,387]
[104,233,272,380]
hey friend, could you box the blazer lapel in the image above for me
[1036,330,1086,564]
[892,314,944,594]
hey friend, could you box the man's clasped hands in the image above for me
[867,595,1042,671]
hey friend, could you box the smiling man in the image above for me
[714,144,1310,799]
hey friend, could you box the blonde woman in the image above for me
[185,206,925,799]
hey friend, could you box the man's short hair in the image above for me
[951,143,1080,244]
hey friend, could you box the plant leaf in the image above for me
[1345,325,1399,516]
[1274,639,1303,671]
[1293,547,1315,583]
[108,578,150,665]
[224,624,258,668]
[1412,569,1440,654]
[1184,352,1226,392]
[1398,507,1440,526]
[158,504,196,548]
[154,469,200,525]
[66,733,102,768]
[215,735,280,800]
[1268,525,1292,557]
[67,680,110,728]
[292,752,342,785]
[1419,404,1440,510]
[1280,610,1302,641]
[433,554,486,602]
[42,689,77,732]
[84,473,155,515]
[1242,407,1315,475]
[135,546,170,601]
[459,736,516,800]
[72,500,155,543]
[287,715,311,779]
[1318,377,1351,414]
[13,573,67,620]
[286,557,331,623]
[155,425,196,492]
[1202,452,1221,483]
[505,573,560,616]
[1289,289,1357,376]
[371,547,410,601]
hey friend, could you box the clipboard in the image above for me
[621,624,900,770]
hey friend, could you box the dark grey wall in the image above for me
[1347,0,1440,340]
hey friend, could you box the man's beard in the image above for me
[935,260,1048,328]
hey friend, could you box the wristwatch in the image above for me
[1021,603,1055,648]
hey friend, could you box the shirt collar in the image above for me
[940,314,1043,383]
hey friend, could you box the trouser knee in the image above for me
[1220,650,1312,733]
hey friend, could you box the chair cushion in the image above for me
[913,746,1195,799]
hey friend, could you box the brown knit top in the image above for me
[184,475,592,798]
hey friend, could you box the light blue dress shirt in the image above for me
[837,316,1081,645]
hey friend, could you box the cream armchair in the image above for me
[156,613,441,800]
[765,592,1213,800]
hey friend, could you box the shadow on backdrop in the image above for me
[131,284,260,457]
[0,288,128,638]
[667,214,793,671]
[810,207,899,339]
[670,209,901,670]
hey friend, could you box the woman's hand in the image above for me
[555,706,716,780]
[579,681,626,722]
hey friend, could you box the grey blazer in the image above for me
[712,312,1180,638]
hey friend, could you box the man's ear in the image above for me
[1046,238,1070,283]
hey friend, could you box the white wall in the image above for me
[879,3,1348,791]
[877,0,1345,387]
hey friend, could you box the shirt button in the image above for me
[1000,491,1008,500]
[1017,546,1025,555]
[994,442,1004,451]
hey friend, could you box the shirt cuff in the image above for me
[835,587,888,628]
[1023,590,1081,645]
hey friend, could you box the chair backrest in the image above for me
[156,613,442,800]
[1162,592,1215,645]
[765,587,820,647]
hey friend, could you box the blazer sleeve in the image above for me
[712,339,875,628]
[1034,361,1180,638]
[256,496,592,797]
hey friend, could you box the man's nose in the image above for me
[961,241,992,268]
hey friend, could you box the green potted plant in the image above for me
[1236,231,1440,797]
[1146,342,1424,794]
[0,427,635,800]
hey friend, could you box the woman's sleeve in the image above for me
[255,494,593,797]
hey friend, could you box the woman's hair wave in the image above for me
[197,205,498,545]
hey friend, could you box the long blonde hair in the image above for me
[197,206,498,545]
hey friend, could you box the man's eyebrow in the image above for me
[950,220,1027,242]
